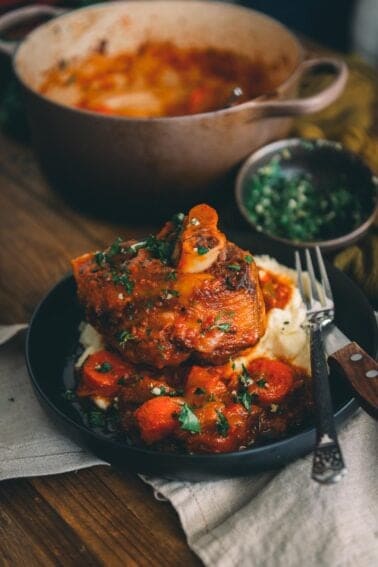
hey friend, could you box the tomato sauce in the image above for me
[76,348,311,453]
[40,40,275,118]
[258,267,292,311]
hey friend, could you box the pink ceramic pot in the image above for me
[0,1,348,213]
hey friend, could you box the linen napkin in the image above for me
[1,325,377,566]
[0,325,105,480]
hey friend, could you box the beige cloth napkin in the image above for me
[1,325,377,567]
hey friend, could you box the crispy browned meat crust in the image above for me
[72,204,266,368]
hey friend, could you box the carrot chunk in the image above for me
[185,366,227,405]
[79,350,132,397]
[135,396,183,444]
[247,358,294,403]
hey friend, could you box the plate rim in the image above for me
[25,258,377,464]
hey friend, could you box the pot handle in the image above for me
[249,57,348,118]
[0,4,66,57]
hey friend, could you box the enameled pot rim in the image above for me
[11,0,305,124]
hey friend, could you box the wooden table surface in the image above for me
[0,38,376,565]
[0,127,206,565]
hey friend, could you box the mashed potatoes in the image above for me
[236,255,310,372]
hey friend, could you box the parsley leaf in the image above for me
[62,389,76,401]
[197,246,209,255]
[165,271,177,281]
[214,323,231,333]
[95,361,113,373]
[171,212,185,227]
[144,235,173,264]
[108,236,123,257]
[118,330,136,345]
[227,263,241,271]
[244,255,254,264]
[94,251,107,267]
[151,386,167,396]
[236,391,258,412]
[216,410,230,437]
[88,410,106,428]
[161,288,180,299]
[112,271,134,294]
[257,378,267,388]
[239,364,252,386]
[178,403,201,433]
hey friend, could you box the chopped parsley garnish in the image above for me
[144,235,173,264]
[244,154,367,241]
[108,236,123,257]
[88,410,106,428]
[141,212,184,264]
[178,403,201,433]
[212,322,231,333]
[62,389,76,401]
[194,387,206,395]
[234,363,259,412]
[94,251,107,267]
[237,391,252,412]
[239,364,252,387]
[165,271,177,281]
[117,377,127,385]
[94,237,124,268]
[197,245,210,255]
[151,386,167,396]
[118,330,136,345]
[216,410,229,437]
[112,271,134,294]
[83,406,121,432]
[257,378,267,388]
[236,391,258,412]
[244,255,254,264]
[161,288,180,299]
[171,212,185,226]
[95,361,112,373]
[152,386,181,397]
[227,263,241,271]
[157,343,166,352]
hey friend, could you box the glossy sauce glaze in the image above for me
[72,268,312,454]
[40,41,275,117]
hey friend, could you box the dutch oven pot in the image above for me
[0,1,348,214]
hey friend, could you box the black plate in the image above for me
[25,234,378,480]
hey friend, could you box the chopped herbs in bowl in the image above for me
[235,139,377,251]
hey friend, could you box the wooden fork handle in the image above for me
[329,342,378,419]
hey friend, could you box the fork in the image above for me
[295,247,347,484]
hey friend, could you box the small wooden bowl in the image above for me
[235,138,378,253]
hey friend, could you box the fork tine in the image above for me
[315,246,334,304]
[305,248,321,307]
[295,251,307,306]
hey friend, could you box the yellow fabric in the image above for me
[291,55,378,306]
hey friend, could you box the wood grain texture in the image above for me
[329,342,378,419]
[0,126,200,565]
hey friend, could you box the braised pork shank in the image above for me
[72,204,266,368]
